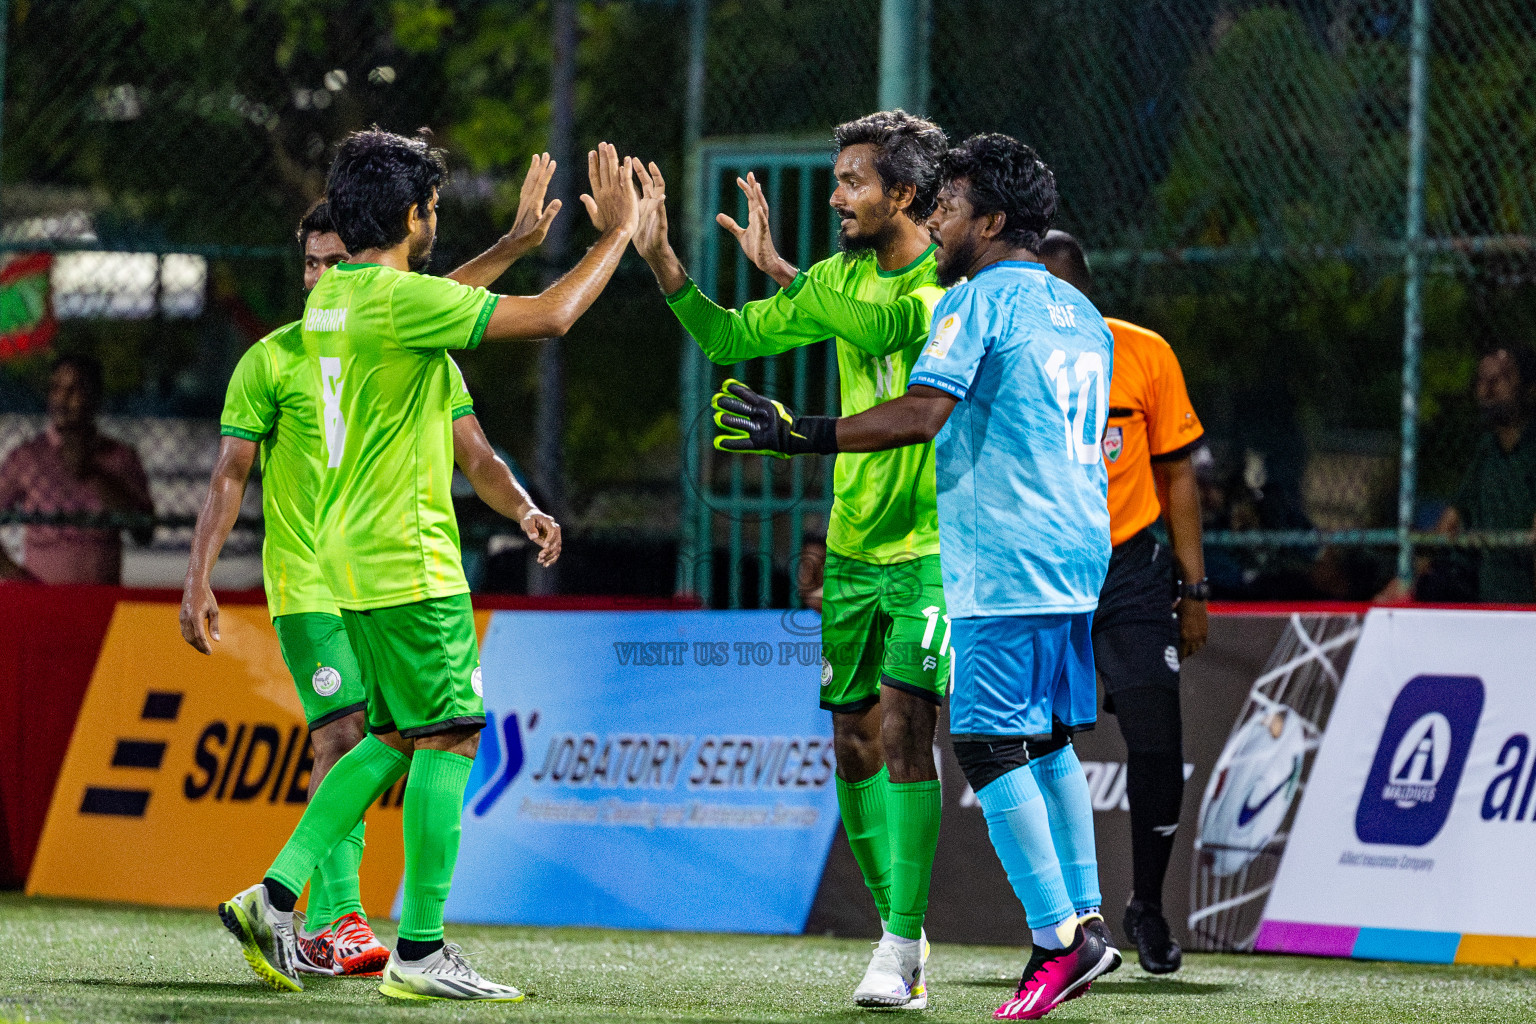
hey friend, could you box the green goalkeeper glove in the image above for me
[711,379,838,458]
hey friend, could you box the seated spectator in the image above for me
[1396,346,1536,603]
[0,353,154,584]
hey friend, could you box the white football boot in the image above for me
[854,933,926,1009]
[217,883,303,992]
[377,943,524,1002]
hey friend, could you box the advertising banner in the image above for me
[1259,608,1536,966]
[26,601,414,915]
[444,610,840,934]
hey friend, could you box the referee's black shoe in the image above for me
[1124,899,1183,975]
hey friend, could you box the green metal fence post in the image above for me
[879,0,930,113]
[676,0,708,601]
[1397,0,1431,586]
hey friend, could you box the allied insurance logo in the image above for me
[1355,674,1484,847]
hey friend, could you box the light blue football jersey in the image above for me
[908,260,1113,618]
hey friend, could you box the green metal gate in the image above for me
[676,139,848,609]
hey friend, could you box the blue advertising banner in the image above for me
[438,610,839,933]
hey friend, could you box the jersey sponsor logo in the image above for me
[1164,644,1180,672]
[820,656,833,687]
[311,666,341,697]
[1355,675,1483,847]
[319,357,346,468]
[1103,425,1124,463]
[926,313,961,359]
[304,307,347,332]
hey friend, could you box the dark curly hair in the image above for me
[941,133,1058,250]
[325,128,448,253]
[295,199,337,249]
[833,110,949,220]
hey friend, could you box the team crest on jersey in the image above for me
[1102,426,1124,462]
[471,665,484,697]
[311,666,342,697]
[926,314,961,359]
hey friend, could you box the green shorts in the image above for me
[272,612,367,729]
[340,592,485,739]
[820,552,950,712]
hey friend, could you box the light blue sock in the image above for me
[976,765,1076,942]
[1030,744,1102,914]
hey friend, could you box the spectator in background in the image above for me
[1423,346,1536,603]
[0,353,154,584]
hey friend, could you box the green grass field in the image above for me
[3,894,1534,1023]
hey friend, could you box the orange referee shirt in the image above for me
[1103,318,1205,547]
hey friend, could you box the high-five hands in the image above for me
[633,162,671,264]
[580,142,639,236]
[716,172,799,288]
[501,152,562,258]
[712,379,835,458]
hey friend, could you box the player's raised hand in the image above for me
[716,172,798,288]
[502,152,562,256]
[633,161,671,262]
[579,142,639,236]
[520,509,563,567]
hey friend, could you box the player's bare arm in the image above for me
[712,379,955,456]
[179,435,257,654]
[633,161,689,294]
[447,152,562,289]
[452,414,561,567]
[481,143,638,340]
[1152,455,1208,657]
[716,171,798,288]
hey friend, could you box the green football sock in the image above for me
[304,869,331,934]
[836,767,893,924]
[886,779,942,940]
[268,734,408,896]
[398,748,473,943]
[317,820,367,927]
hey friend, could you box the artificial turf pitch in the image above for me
[3,894,1534,1023]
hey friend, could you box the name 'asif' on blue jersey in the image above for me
[908,260,1114,619]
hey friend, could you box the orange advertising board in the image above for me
[24,603,490,915]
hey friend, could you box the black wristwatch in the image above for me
[1179,578,1211,601]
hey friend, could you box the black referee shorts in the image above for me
[1092,527,1180,712]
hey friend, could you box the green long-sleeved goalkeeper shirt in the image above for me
[670,246,944,564]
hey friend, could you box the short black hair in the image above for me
[51,352,104,404]
[296,199,337,249]
[1485,345,1536,391]
[325,128,448,253]
[940,133,1058,251]
[833,110,949,220]
[1038,229,1092,294]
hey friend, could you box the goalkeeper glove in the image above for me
[712,379,837,458]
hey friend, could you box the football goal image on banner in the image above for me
[1258,608,1536,966]
[1189,612,1362,952]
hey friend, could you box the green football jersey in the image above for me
[669,246,944,563]
[220,319,477,618]
[302,262,496,610]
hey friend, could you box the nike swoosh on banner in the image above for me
[1236,774,1292,827]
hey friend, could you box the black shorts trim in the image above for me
[368,721,399,736]
[952,723,1095,745]
[1149,435,1204,464]
[822,694,881,714]
[399,715,487,739]
[307,701,367,731]
[880,674,943,706]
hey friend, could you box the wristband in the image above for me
[1179,578,1211,601]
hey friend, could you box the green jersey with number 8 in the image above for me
[301,262,497,611]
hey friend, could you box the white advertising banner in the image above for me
[1258,607,1536,965]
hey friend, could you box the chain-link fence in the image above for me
[3,0,1533,601]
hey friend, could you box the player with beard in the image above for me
[184,173,564,977]
[634,110,949,1010]
[709,134,1119,1019]
[217,131,645,1001]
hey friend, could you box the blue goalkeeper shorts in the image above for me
[949,612,1097,741]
